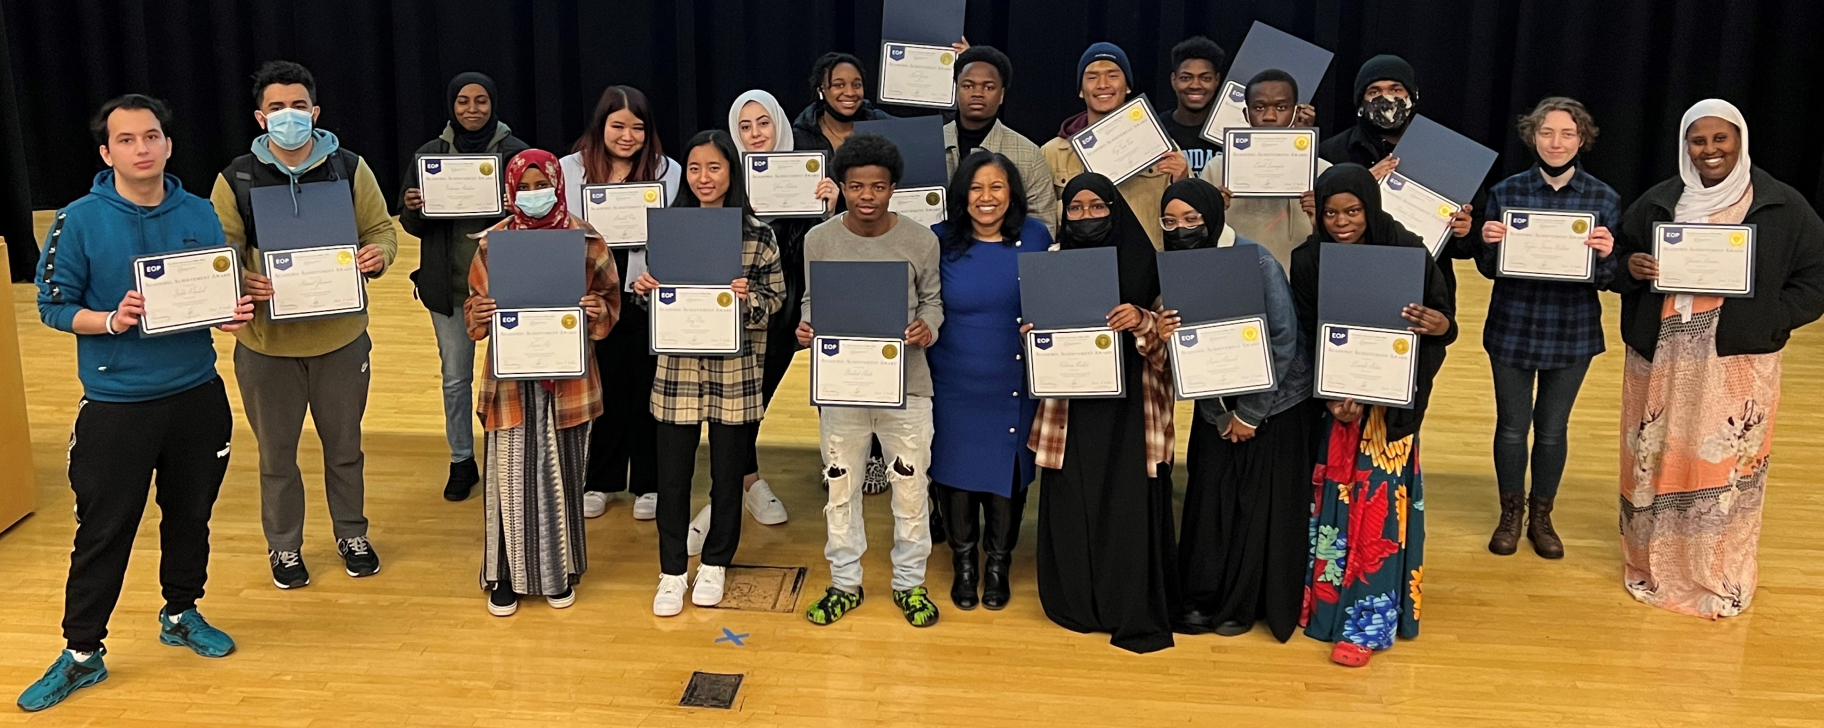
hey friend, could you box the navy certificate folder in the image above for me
[1018,247,1120,330]
[1389,115,1498,204]
[1316,243,1426,330]
[645,207,743,285]
[881,0,965,46]
[249,180,358,251]
[487,229,586,309]
[854,116,949,188]
[809,261,909,339]
[1157,245,1265,324]
[1225,22,1333,105]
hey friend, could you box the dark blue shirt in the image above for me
[1475,166,1623,370]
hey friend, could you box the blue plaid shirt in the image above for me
[1474,167,1622,370]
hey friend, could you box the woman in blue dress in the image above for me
[927,151,1051,611]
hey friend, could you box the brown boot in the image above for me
[1527,496,1564,559]
[1488,494,1525,555]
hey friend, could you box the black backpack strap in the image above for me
[228,155,258,250]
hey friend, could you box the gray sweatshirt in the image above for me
[801,213,945,396]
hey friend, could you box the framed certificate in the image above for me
[1380,173,1457,258]
[649,285,742,356]
[1167,316,1276,400]
[1314,323,1419,408]
[263,244,366,321]
[744,152,828,217]
[1221,128,1318,197]
[810,336,907,408]
[1198,81,1251,147]
[1025,326,1125,399]
[878,42,957,108]
[1651,223,1755,297]
[490,307,588,380]
[132,246,243,336]
[1497,209,1597,282]
[580,182,667,248]
[892,186,947,228]
[1069,95,1173,186]
[416,154,504,218]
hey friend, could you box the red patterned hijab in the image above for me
[505,149,569,229]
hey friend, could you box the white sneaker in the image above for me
[693,565,727,607]
[687,504,712,557]
[583,492,610,519]
[744,479,789,525]
[653,573,689,616]
[633,493,658,521]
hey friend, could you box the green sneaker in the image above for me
[893,586,940,628]
[805,586,863,625]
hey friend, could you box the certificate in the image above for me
[1198,81,1251,147]
[1168,316,1276,400]
[810,336,907,408]
[264,245,366,321]
[416,155,503,217]
[1497,209,1596,282]
[1380,173,1457,258]
[649,285,742,355]
[892,186,947,228]
[490,307,588,380]
[1221,128,1318,197]
[1069,96,1173,185]
[878,42,957,108]
[580,183,667,248]
[132,246,242,336]
[1314,324,1418,408]
[1652,223,1755,297]
[1025,326,1125,399]
[744,152,827,217]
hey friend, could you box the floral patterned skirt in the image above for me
[1302,408,1425,651]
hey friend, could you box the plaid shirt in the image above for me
[1030,308,1176,477]
[1475,167,1623,370]
[646,219,784,425]
[945,120,1060,235]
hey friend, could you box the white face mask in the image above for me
[515,188,558,218]
[263,108,314,150]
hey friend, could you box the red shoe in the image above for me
[1330,642,1372,667]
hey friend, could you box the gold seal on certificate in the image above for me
[1025,327,1125,399]
[1497,209,1597,282]
[878,42,957,108]
[1167,316,1276,400]
[1069,96,1173,185]
[1380,173,1457,258]
[490,307,588,380]
[417,154,504,217]
[810,336,907,408]
[1314,324,1419,408]
[1221,128,1319,197]
[891,186,947,228]
[1198,80,1252,147]
[580,182,667,248]
[264,244,366,321]
[1651,223,1756,297]
[744,152,828,217]
[132,246,243,335]
[649,285,742,355]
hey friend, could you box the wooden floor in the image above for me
[4,211,1823,727]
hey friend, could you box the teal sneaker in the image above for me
[158,608,236,658]
[804,586,863,625]
[16,648,108,712]
[892,586,940,627]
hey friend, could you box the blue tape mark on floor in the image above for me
[715,627,749,646]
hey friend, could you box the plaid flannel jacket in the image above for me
[1029,307,1175,477]
[646,219,785,425]
[1474,167,1623,370]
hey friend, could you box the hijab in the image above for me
[728,90,794,152]
[1059,173,1158,308]
[1159,178,1226,251]
[1674,98,1752,222]
[446,72,501,154]
[1309,163,1417,248]
[505,149,569,230]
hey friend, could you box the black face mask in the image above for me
[1538,153,1578,177]
[1163,224,1211,251]
[1063,216,1114,245]
[1360,95,1415,131]
[821,95,864,124]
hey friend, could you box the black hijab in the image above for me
[447,72,501,154]
[1308,163,1420,248]
[1160,178,1226,251]
[1059,173,1159,309]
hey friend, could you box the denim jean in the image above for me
[1490,359,1591,500]
[818,396,934,592]
[430,310,476,463]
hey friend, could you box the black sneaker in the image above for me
[269,550,310,589]
[444,458,480,502]
[488,584,518,617]
[337,537,381,578]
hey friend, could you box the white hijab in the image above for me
[727,90,795,153]
[1674,99,1751,222]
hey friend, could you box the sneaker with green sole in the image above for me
[805,586,863,625]
[893,586,940,627]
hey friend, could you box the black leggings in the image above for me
[656,421,759,575]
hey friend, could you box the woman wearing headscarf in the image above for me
[463,149,620,617]
[1155,179,1312,641]
[1611,100,1824,619]
[1291,164,1455,667]
[1030,173,1178,654]
[399,72,530,502]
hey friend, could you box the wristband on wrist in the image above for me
[104,310,123,335]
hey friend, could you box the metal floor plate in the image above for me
[680,671,744,710]
[702,565,807,613]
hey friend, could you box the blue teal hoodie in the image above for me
[36,171,228,402]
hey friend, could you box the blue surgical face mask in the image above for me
[516,188,558,218]
[264,108,314,150]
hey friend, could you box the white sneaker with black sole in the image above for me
[693,565,727,607]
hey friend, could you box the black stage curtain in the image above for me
[5,0,1823,280]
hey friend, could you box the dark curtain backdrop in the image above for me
[6,0,1824,280]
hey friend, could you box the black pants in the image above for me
[587,310,658,495]
[656,421,757,575]
[62,379,233,652]
[1490,359,1591,500]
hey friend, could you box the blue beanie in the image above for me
[1077,42,1132,86]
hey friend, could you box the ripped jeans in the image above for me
[818,396,934,592]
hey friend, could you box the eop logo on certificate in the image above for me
[588,189,607,204]
[657,288,677,305]
[143,260,165,279]
[1177,330,1200,347]
[750,157,769,173]
[1386,175,1406,191]
[1078,132,1097,149]
[1664,227,1683,245]
[1032,334,1054,350]
[888,45,906,62]
[1227,85,1245,103]
[424,160,443,175]
[499,313,519,329]
[1328,327,1350,346]
[820,339,841,356]
[1230,134,1252,150]
[272,254,294,271]
[1510,214,1530,230]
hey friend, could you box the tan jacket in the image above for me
[1040,137,1173,251]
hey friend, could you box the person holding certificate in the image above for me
[944,45,1060,235]
[1610,100,1824,620]
[791,52,898,153]
[1290,164,1456,667]
[1198,69,1327,270]
[1472,97,1621,559]
[464,150,619,617]
[1152,179,1311,642]
[627,131,785,615]
[397,72,531,503]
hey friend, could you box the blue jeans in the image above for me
[1490,359,1590,500]
[430,310,476,462]
[818,396,934,592]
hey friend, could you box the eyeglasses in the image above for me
[1065,201,1111,219]
[1160,214,1204,231]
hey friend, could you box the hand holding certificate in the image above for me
[812,336,907,407]
[879,43,957,108]
[1380,173,1458,257]
[249,180,367,321]
[1497,209,1597,281]
[1222,129,1318,197]
[745,152,828,217]
[808,261,910,408]
[133,247,243,335]
[580,183,667,248]
[1070,96,1173,185]
[486,229,588,379]
[1314,324,1418,407]
[1651,223,1756,297]
[892,187,947,228]
[1157,246,1277,400]
[491,308,588,379]
[1313,243,1428,408]
[1020,248,1126,399]
[417,155,504,217]
[1197,21,1334,147]
[265,246,365,320]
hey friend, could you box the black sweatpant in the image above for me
[656,421,757,575]
[62,378,233,652]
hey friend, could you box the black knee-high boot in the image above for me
[981,486,1026,610]
[937,484,981,609]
